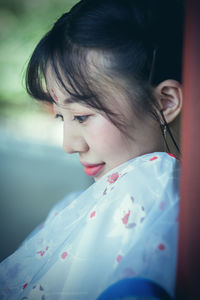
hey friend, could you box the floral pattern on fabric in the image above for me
[108,194,146,238]
[0,152,180,300]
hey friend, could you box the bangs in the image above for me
[25,7,161,134]
[26,26,116,114]
[25,32,158,134]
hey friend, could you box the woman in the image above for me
[0,0,183,299]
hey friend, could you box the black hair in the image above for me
[26,0,184,136]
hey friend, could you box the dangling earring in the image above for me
[160,110,180,154]
[160,122,171,153]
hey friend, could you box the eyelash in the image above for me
[73,115,89,123]
[55,114,89,124]
[55,114,64,121]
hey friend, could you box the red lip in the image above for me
[80,162,105,177]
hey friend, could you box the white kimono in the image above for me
[0,152,180,299]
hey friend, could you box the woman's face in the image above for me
[47,72,163,181]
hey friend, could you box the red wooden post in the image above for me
[176,0,200,299]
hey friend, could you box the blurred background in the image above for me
[0,0,92,262]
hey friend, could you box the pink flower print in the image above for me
[157,243,165,251]
[22,283,28,290]
[122,210,130,225]
[150,156,158,161]
[120,196,145,229]
[90,211,96,219]
[37,250,45,257]
[37,246,49,257]
[61,252,68,260]
[103,172,120,195]
[116,255,123,263]
[109,195,146,238]
[107,172,119,184]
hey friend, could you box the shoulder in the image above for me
[102,152,180,194]
[45,190,84,221]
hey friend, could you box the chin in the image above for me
[93,167,107,181]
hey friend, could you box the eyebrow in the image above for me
[52,96,78,106]
[63,96,78,104]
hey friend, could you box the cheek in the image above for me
[86,117,126,154]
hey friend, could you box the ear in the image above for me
[154,80,183,124]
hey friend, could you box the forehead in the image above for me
[45,66,78,108]
[45,65,65,97]
[45,52,134,118]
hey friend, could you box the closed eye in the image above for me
[55,114,64,121]
[73,115,90,123]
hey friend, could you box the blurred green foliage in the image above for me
[0,0,78,118]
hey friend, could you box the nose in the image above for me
[62,122,89,154]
